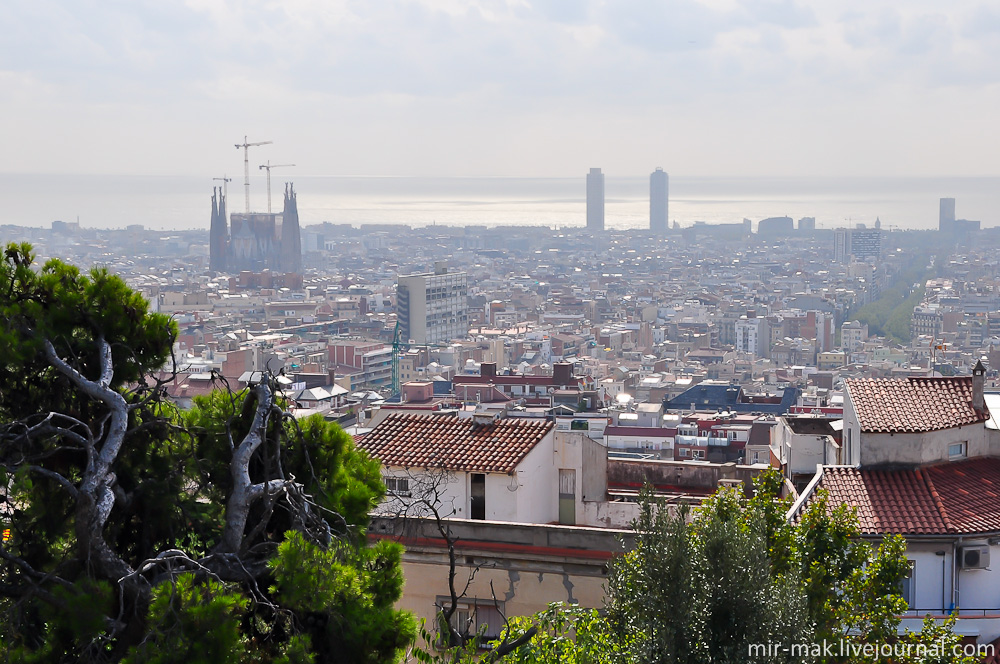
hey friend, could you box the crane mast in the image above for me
[234,136,272,213]
[258,162,296,213]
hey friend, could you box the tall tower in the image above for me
[940,198,956,233]
[209,187,228,272]
[650,167,668,233]
[279,182,302,274]
[586,168,604,231]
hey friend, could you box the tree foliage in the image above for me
[431,470,973,664]
[604,472,973,664]
[0,244,415,663]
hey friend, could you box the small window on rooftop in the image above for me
[948,442,967,460]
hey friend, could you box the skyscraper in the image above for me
[940,198,956,233]
[586,168,604,231]
[650,167,668,233]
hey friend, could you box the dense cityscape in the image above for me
[6,1,1000,660]
[5,165,1000,656]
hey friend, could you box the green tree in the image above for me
[424,476,974,664]
[605,473,972,664]
[0,244,415,662]
[606,479,812,664]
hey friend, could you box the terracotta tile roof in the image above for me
[809,458,1000,536]
[924,460,1000,534]
[357,413,554,474]
[845,377,988,433]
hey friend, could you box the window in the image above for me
[898,560,915,607]
[693,449,706,460]
[470,474,486,520]
[949,442,967,460]
[437,599,505,644]
[384,476,410,497]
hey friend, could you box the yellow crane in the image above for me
[258,162,296,213]
[234,136,272,213]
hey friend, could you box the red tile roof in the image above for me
[357,413,554,474]
[808,458,1000,536]
[845,377,988,433]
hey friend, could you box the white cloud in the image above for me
[2,0,999,176]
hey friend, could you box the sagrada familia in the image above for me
[209,183,302,274]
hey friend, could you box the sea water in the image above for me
[1,173,996,232]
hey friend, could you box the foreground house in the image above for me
[792,363,1000,643]
[357,411,607,526]
[789,459,1000,643]
[841,363,991,466]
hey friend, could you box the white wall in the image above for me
[606,432,671,452]
[843,391,861,466]
[906,541,953,614]
[861,425,990,467]
[901,540,1000,644]
[514,432,559,524]
[581,500,639,529]
[377,467,466,519]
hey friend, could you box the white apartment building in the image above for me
[841,320,868,352]
[397,266,469,345]
[735,314,768,357]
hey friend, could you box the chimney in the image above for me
[481,362,497,379]
[552,362,573,387]
[973,359,986,412]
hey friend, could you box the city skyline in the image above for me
[3,2,1000,179]
[2,172,997,232]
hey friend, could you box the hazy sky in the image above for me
[4,0,999,178]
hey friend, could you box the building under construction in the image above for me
[209,183,302,274]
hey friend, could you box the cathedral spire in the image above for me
[279,181,302,274]
[210,186,229,272]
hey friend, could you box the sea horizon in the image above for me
[1,173,997,233]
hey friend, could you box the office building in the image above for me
[650,167,668,233]
[940,198,956,233]
[586,168,604,231]
[397,265,469,345]
[834,226,882,264]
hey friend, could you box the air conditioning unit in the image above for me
[959,545,991,569]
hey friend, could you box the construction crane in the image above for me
[258,162,295,213]
[391,321,402,395]
[234,136,272,213]
[212,175,232,200]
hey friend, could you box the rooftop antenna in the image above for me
[213,175,232,200]
[258,162,295,213]
[234,136,272,213]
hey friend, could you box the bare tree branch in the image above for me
[25,465,80,499]
[217,380,273,554]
